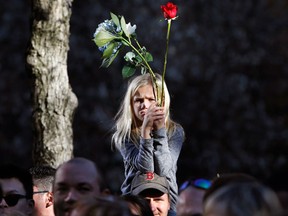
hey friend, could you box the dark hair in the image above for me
[122,194,154,216]
[29,165,56,191]
[0,163,34,199]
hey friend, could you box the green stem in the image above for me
[121,37,160,104]
[133,39,159,102]
[161,19,171,106]
[134,39,142,51]
[121,37,156,80]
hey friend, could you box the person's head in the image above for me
[177,178,211,216]
[112,73,172,147]
[127,73,170,125]
[131,172,170,216]
[0,163,34,216]
[71,195,132,216]
[29,165,56,216]
[122,194,153,216]
[203,172,258,202]
[53,157,104,216]
[203,182,283,216]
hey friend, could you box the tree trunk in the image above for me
[26,0,78,168]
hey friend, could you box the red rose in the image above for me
[161,2,178,20]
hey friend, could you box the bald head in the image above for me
[55,157,103,193]
[53,157,104,216]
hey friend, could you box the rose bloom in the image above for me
[161,2,178,20]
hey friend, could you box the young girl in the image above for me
[112,73,185,213]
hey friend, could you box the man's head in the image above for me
[0,163,34,215]
[53,157,104,216]
[29,165,56,216]
[177,178,211,216]
[131,172,170,216]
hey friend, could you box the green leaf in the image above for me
[102,43,115,59]
[120,16,128,38]
[94,30,116,47]
[144,52,153,62]
[101,50,120,68]
[134,55,142,64]
[122,65,136,78]
[110,12,120,27]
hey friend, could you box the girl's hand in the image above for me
[141,102,165,138]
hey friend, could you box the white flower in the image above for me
[124,52,136,63]
[125,22,136,36]
[120,16,137,38]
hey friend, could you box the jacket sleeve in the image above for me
[152,125,184,176]
[120,138,155,173]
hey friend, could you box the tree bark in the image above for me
[26,0,78,168]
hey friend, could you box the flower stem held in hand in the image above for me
[160,2,178,106]
[94,2,178,107]
[161,19,171,106]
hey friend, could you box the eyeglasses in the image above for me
[179,178,211,193]
[0,194,28,207]
[33,190,49,194]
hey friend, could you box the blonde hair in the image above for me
[112,73,178,150]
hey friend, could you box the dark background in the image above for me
[1,0,288,193]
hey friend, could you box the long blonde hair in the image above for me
[112,73,179,150]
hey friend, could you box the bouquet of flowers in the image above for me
[93,2,178,105]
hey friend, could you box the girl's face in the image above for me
[132,84,156,123]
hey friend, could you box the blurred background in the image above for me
[0,0,288,193]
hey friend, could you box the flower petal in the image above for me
[161,2,178,20]
[94,30,117,47]
[126,23,137,36]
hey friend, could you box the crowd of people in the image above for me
[1,74,287,216]
[0,159,287,216]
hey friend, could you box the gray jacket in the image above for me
[119,125,184,211]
